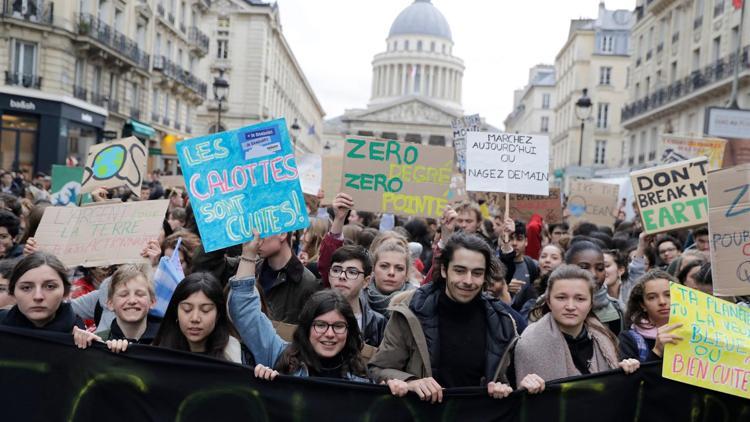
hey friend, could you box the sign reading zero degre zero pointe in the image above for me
[465,132,550,195]
[341,137,454,218]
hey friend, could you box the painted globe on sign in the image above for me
[92,146,126,179]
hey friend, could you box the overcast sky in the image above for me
[276,0,635,129]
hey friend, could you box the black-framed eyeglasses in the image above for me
[311,320,348,335]
[329,266,365,280]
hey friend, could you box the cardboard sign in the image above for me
[631,157,709,234]
[451,114,481,173]
[465,132,550,196]
[494,188,562,223]
[341,137,454,218]
[660,135,726,171]
[176,119,309,252]
[321,155,343,205]
[81,137,148,197]
[158,175,186,189]
[566,180,619,227]
[707,164,750,296]
[34,200,169,267]
[296,154,322,195]
[663,283,750,399]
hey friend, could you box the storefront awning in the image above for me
[123,119,156,139]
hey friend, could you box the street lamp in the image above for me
[212,70,229,133]
[290,118,300,149]
[574,88,593,167]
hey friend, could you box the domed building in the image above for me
[324,0,489,150]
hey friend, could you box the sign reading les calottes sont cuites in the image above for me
[177,118,309,252]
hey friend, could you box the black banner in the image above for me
[0,326,748,422]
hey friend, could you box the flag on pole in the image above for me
[151,237,186,317]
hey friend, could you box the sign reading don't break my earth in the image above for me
[631,157,709,235]
[177,118,309,252]
[341,137,454,218]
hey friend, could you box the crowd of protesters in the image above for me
[0,166,747,402]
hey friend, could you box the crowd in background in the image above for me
[0,166,746,402]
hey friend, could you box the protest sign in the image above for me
[176,118,309,252]
[660,135,726,170]
[449,172,468,203]
[707,164,750,296]
[34,200,169,267]
[81,137,148,197]
[631,157,709,234]
[158,175,186,189]
[50,165,90,206]
[566,180,619,227]
[465,132,550,196]
[340,137,454,218]
[494,188,562,223]
[451,114,481,173]
[296,153,322,195]
[662,283,750,399]
[2,327,748,422]
[321,155,343,204]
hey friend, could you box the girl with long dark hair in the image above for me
[152,272,245,363]
[229,230,370,382]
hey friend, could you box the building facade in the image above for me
[621,0,747,168]
[551,3,633,175]
[194,0,325,154]
[504,64,556,136]
[0,0,210,175]
[324,0,492,156]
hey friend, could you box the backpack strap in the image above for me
[627,330,649,362]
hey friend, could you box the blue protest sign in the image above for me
[176,118,310,252]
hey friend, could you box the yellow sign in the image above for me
[663,283,750,399]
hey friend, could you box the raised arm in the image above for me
[228,230,288,368]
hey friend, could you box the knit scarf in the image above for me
[632,320,658,339]
[366,283,413,316]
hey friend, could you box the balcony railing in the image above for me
[4,71,42,88]
[73,85,87,100]
[91,92,107,107]
[1,0,53,25]
[188,26,209,55]
[152,55,207,99]
[78,13,150,70]
[622,47,749,122]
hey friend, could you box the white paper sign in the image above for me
[465,132,550,195]
[296,154,322,195]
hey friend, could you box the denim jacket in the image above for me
[228,276,370,383]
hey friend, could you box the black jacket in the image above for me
[0,303,84,332]
[408,282,526,384]
[101,316,162,344]
[256,255,321,324]
[359,292,385,347]
[499,250,541,312]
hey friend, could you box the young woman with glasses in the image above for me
[229,229,371,382]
